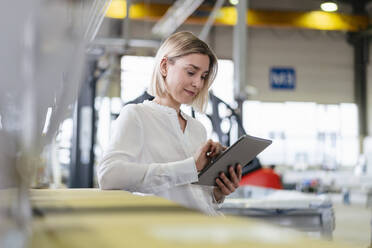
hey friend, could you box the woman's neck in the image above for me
[153,96,181,113]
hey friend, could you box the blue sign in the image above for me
[270,67,296,90]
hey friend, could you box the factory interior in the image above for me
[1,0,372,247]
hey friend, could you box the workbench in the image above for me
[24,189,356,248]
[221,186,334,238]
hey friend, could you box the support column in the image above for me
[348,34,369,149]
[348,0,370,152]
[233,0,248,138]
[69,58,98,188]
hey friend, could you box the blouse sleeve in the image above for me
[97,105,199,193]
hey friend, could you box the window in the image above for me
[243,101,359,168]
[121,56,154,103]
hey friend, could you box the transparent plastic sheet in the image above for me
[0,0,111,247]
[84,0,112,42]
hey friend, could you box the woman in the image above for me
[98,31,242,215]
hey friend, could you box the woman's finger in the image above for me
[216,178,231,195]
[236,164,242,181]
[209,143,218,156]
[220,172,235,192]
[229,166,240,188]
[213,143,218,153]
[203,140,213,154]
[216,142,223,153]
[217,143,223,154]
[211,142,223,156]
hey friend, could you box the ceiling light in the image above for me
[320,2,338,12]
[229,0,239,5]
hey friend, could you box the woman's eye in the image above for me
[187,71,195,76]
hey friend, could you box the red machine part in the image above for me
[240,168,282,189]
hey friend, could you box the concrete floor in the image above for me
[332,202,372,247]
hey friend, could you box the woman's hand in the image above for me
[213,164,242,202]
[194,139,226,172]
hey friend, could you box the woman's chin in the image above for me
[184,98,195,105]
[177,96,194,105]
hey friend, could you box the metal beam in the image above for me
[90,38,161,54]
[123,0,131,49]
[151,0,204,38]
[233,0,248,138]
[198,0,224,41]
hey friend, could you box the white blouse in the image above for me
[97,100,221,215]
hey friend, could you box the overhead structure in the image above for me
[198,0,225,41]
[105,1,368,32]
[151,0,204,38]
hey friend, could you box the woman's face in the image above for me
[163,53,210,105]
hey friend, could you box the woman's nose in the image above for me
[192,77,203,89]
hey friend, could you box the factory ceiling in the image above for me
[128,0,363,14]
[105,0,369,32]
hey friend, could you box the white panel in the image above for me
[214,28,353,104]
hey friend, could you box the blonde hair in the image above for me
[148,31,218,113]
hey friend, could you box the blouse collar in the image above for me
[143,100,188,119]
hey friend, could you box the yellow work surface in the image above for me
[30,189,178,210]
[30,189,354,248]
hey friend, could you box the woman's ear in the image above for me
[160,57,168,77]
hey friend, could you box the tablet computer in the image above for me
[194,135,272,186]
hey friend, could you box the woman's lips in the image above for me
[184,89,195,96]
